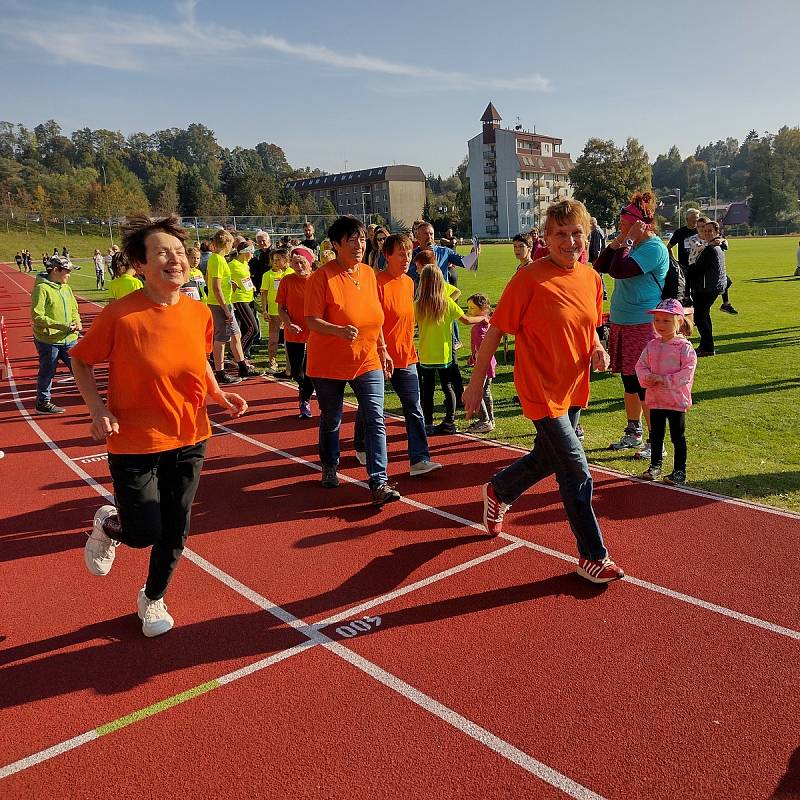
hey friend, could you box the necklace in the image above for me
[343,264,361,288]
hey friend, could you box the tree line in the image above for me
[0,119,332,223]
[570,127,800,231]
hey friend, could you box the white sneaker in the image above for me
[355,450,367,466]
[137,588,174,637]
[84,505,119,576]
[409,460,443,476]
[634,441,667,461]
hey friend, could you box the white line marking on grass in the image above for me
[212,420,800,641]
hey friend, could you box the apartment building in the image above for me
[467,103,575,238]
[286,165,426,230]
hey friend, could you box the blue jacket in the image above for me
[408,245,464,284]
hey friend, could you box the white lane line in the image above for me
[212,420,800,641]
[314,541,524,628]
[188,551,604,800]
[0,732,100,780]
[268,371,800,521]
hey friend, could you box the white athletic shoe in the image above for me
[84,505,119,576]
[137,588,174,637]
[355,450,367,466]
[409,460,443,477]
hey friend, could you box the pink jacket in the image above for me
[635,335,697,412]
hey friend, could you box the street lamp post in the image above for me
[504,180,516,239]
[6,191,14,221]
[710,165,729,222]
[675,187,681,229]
[100,163,114,246]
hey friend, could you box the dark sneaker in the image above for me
[720,303,738,315]
[216,371,242,385]
[695,348,715,357]
[431,422,457,435]
[321,465,339,488]
[482,482,511,535]
[298,400,312,419]
[641,465,661,481]
[238,365,263,379]
[575,423,585,441]
[371,482,401,506]
[577,557,625,584]
[35,401,65,414]
[664,470,687,486]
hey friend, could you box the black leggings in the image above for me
[693,291,719,352]
[285,341,314,402]
[418,365,456,426]
[234,301,259,356]
[621,373,646,401]
[649,409,686,471]
[107,441,206,600]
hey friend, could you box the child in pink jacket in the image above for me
[635,299,697,485]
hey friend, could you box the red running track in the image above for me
[0,262,798,799]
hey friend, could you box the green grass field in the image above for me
[4,227,799,511]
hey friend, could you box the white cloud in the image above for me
[0,1,551,92]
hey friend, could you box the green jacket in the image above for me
[31,272,80,345]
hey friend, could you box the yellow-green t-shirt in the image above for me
[260,267,293,316]
[206,252,232,306]
[108,274,143,301]
[229,258,255,303]
[416,297,463,368]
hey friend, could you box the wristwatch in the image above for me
[624,238,634,248]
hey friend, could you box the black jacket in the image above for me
[686,245,726,294]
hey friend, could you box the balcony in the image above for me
[484,180,497,190]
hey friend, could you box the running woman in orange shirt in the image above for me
[72,214,247,636]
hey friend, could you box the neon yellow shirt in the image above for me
[229,258,255,303]
[260,267,293,316]
[416,297,462,368]
[108,274,143,301]
[206,252,232,306]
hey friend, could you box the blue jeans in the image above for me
[312,369,388,488]
[491,407,607,561]
[35,339,75,404]
[354,364,430,466]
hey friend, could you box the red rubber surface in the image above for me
[1,263,798,799]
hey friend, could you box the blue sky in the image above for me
[1,0,798,177]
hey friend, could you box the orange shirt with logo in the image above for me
[376,271,418,369]
[70,291,213,454]
[304,260,383,380]
[276,272,311,343]
[491,260,602,420]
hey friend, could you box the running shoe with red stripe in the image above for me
[577,557,625,584]
[482,482,511,535]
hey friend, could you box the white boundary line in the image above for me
[213,421,800,642]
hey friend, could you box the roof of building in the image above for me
[287,165,425,191]
[481,102,502,122]
[722,201,751,225]
[516,154,574,174]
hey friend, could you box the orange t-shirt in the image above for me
[376,271,417,369]
[491,260,602,420]
[276,272,310,344]
[70,291,213,454]
[304,260,383,380]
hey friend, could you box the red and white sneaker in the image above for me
[577,557,625,584]
[482,482,511,535]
